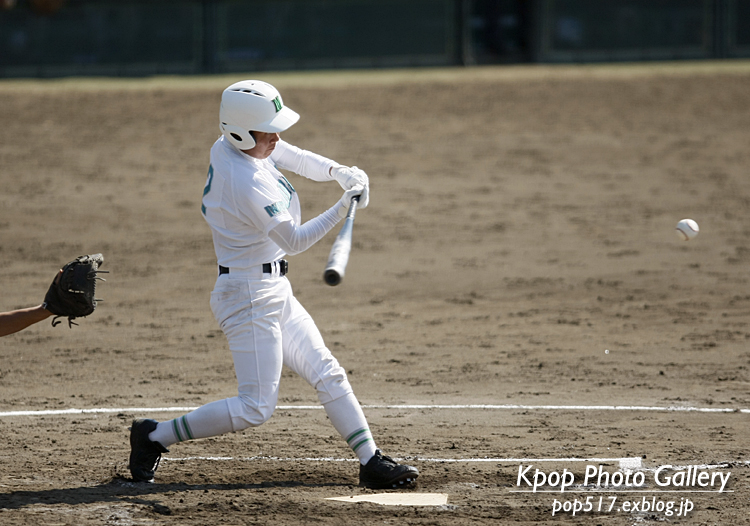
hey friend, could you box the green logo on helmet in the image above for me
[272,96,282,112]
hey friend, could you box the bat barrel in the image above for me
[323,218,353,285]
[323,268,342,286]
[322,196,359,286]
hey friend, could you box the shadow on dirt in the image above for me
[0,476,348,510]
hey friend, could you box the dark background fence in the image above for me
[1,0,748,78]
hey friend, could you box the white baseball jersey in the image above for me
[201,136,337,269]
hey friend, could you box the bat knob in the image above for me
[324,269,342,286]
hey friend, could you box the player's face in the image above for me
[244,131,280,159]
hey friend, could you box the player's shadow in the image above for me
[0,476,349,511]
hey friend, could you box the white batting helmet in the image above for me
[219,80,300,150]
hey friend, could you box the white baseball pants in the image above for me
[210,271,353,430]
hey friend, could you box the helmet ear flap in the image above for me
[220,123,256,150]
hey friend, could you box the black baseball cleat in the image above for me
[128,418,169,482]
[359,449,419,489]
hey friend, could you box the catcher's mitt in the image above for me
[43,254,107,327]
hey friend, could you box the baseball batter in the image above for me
[128,80,419,489]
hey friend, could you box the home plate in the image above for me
[326,493,449,506]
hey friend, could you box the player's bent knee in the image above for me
[227,395,276,430]
[314,361,353,404]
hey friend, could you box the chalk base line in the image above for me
[1,403,747,418]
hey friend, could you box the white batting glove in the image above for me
[337,184,364,219]
[331,165,369,209]
[332,165,368,189]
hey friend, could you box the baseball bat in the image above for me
[323,196,360,286]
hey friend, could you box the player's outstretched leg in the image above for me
[359,449,419,489]
[128,419,169,482]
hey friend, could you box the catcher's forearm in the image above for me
[0,305,53,337]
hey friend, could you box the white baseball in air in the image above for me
[675,219,699,241]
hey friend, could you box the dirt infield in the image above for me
[1,62,749,525]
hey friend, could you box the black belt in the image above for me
[219,259,288,276]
